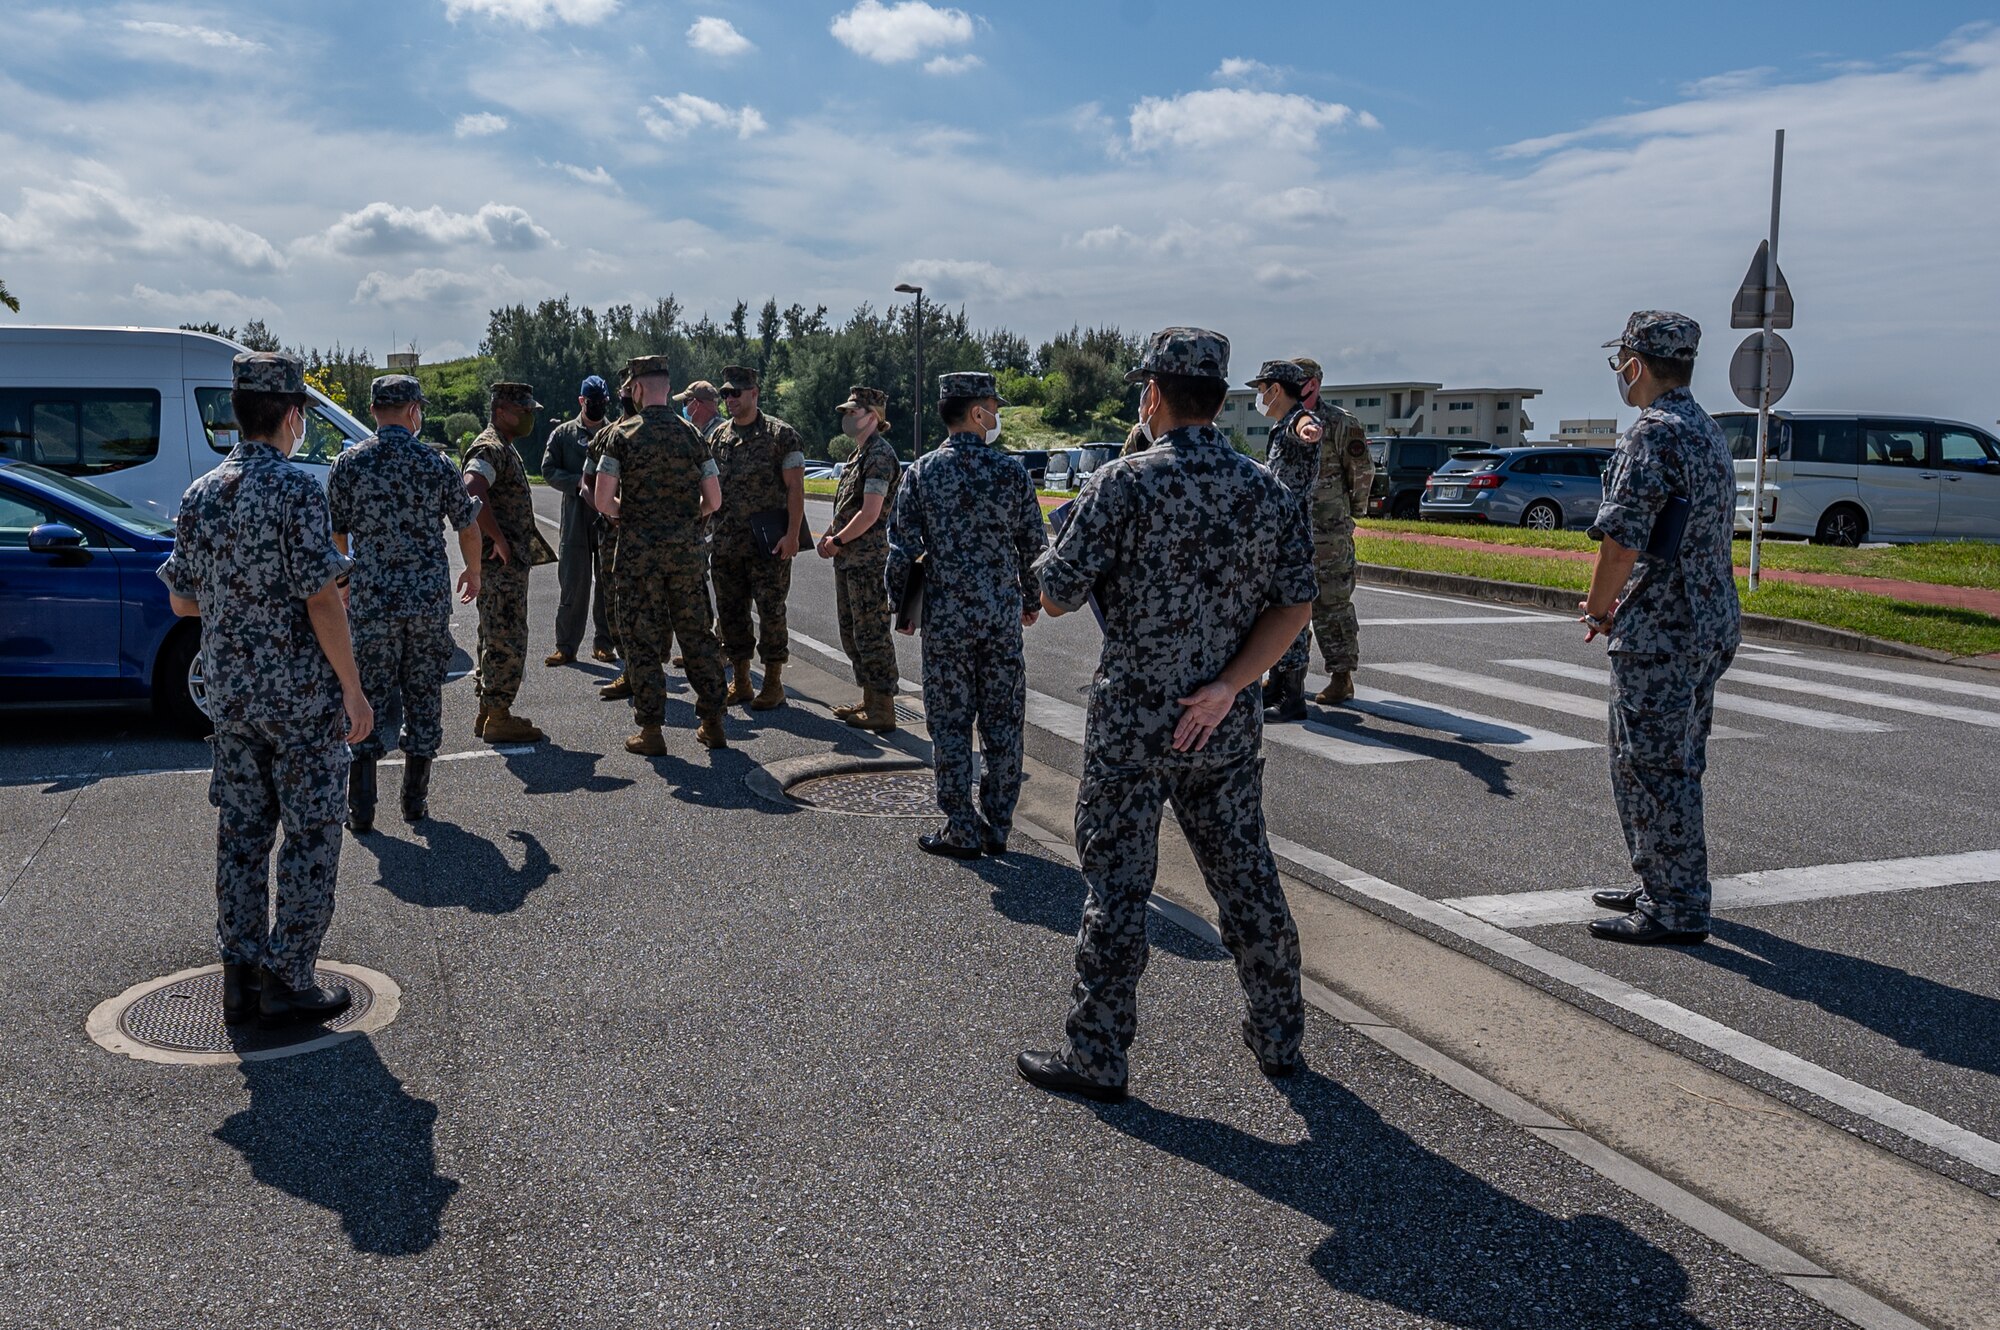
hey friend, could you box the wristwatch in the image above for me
[1581,610,1608,630]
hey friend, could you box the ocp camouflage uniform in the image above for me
[1589,312,1742,933]
[710,398,805,666]
[1264,403,1322,673]
[599,401,729,725]
[886,413,1046,848]
[1035,327,1316,1088]
[326,422,481,759]
[831,428,901,692]
[462,421,537,710]
[157,353,353,990]
[1307,402,1371,674]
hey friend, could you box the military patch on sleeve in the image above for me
[1346,437,1367,457]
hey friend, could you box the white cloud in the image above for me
[553,162,618,190]
[353,264,549,307]
[1253,262,1314,289]
[0,170,285,272]
[1130,89,1378,152]
[455,112,510,138]
[640,94,767,140]
[1213,57,1279,85]
[894,258,1049,301]
[1681,67,1778,98]
[924,53,982,75]
[830,1,975,64]
[441,0,619,27]
[307,202,557,255]
[125,283,282,324]
[119,20,264,54]
[686,16,753,58]
[1267,185,1339,224]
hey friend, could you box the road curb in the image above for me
[1356,562,1975,664]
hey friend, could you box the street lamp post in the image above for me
[895,282,924,455]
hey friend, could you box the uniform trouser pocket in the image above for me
[1609,652,1698,771]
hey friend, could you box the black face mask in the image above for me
[617,394,635,417]
[583,398,607,423]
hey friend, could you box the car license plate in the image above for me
[1434,485,1463,501]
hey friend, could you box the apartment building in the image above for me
[1549,418,1621,447]
[1219,381,1541,451]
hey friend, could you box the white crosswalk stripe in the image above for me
[1494,658,1896,734]
[1743,653,2000,703]
[1724,666,2000,728]
[1364,661,1759,739]
[1309,675,1599,751]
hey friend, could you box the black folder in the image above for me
[748,508,812,556]
[895,556,926,632]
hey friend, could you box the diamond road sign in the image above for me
[1730,330,1794,409]
[1731,240,1795,329]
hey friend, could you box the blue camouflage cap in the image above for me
[232,351,306,394]
[1605,310,1701,361]
[1125,326,1231,384]
[1246,359,1309,390]
[938,371,1008,405]
[580,374,609,399]
[371,374,428,407]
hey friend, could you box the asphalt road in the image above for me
[0,490,1864,1328]
[778,496,2000,1197]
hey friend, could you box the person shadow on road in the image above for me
[213,1037,458,1256]
[358,824,556,914]
[1093,1069,1709,1329]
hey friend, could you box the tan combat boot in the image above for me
[598,673,631,701]
[624,724,666,756]
[831,692,867,721]
[1314,672,1356,705]
[474,704,491,738]
[844,687,897,732]
[750,661,786,711]
[481,706,546,744]
[695,713,728,749]
[725,658,755,706]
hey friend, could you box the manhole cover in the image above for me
[88,962,401,1065]
[787,769,937,817]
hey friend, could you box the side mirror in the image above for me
[27,522,87,554]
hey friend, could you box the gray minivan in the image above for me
[1723,412,2000,545]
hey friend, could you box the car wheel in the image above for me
[1813,504,1866,547]
[1521,500,1562,531]
[156,625,213,737]
[1391,493,1421,520]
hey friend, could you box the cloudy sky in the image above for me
[2,1,1997,432]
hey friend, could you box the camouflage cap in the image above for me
[1291,356,1323,381]
[580,374,610,399]
[719,365,760,392]
[370,374,428,407]
[673,379,719,404]
[232,351,306,395]
[937,371,1008,405]
[623,355,672,381]
[1246,359,1309,390]
[1604,310,1701,361]
[1124,326,1230,384]
[490,381,543,410]
[837,385,889,414]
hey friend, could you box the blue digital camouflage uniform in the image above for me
[709,371,805,667]
[1590,312,1743,933]
[831,415,901,693]
[326,422,481,760]
[886,420,1046,849]
[157,353,354,989]
[462,406,538,710]
[1035,327,1317,1088]
[598,398,729,726]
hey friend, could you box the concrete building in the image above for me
[1550,418,1621,447]
[387,351,421,372]
[1219,380,1540,452]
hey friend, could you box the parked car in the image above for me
[1009,449,1051,484]
[1045,448,1081,490]
[1420,446,1614,530]
[0,326,373,518]
[1366,436,1479,519]
[1722,411,2000,545]
[0,460,208,733]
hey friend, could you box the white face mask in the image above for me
[289,407,309,453]
[1136,386,1158,444]
[1615,358,1640,407]
[982,407,1002,446]
[1257,389,1278,418]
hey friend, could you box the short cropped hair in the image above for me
[1150,372,1227,420]
[1639,352,1694,389]
[940,396,984,429]
[231,388,308,439]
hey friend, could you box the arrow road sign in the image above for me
[1731,239,1794,329]
[1731,330,1794,409]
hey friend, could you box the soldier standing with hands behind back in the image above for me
[462,382,546,745]
[817,385,901,733]
[542,374,615,667]
[1581,312,1741,947]
[159,351,373,1026]
[1246,359,1325,722]
[709,365,806,712]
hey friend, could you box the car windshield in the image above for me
[5,462,174,535]
[1367,442,1387,464]
[1435,453,1506,474]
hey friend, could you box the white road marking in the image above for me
[1262,831,2000,1177]
[1360,616,1579,627]
[1358,585,1566,618]
[1495,658,1896,734]
[1444,849,2000,929]
[1725,666,2000,728]
[1309,676,1600,751]
[1747,653,2000,703]
[536,512,560,531]
[10,744,535,788]
[1366,661,1758,739]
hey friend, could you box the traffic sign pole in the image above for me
[1749,129,1785,592]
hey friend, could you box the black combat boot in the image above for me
[1263,669,1307,723]
[258,969,353,1026]
[345,756,377,834]
[401,755,433,824]
[221,962,261,1024]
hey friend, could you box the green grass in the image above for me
[1355,534,2000,656]
[1359,518,2000,590]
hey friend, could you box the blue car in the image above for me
[0,460,208,733]
[1419,446,1614,531]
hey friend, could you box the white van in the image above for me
[0,326,373,518]
[1724,411,2000,545]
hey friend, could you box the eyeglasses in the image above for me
[1606,352,1632,371]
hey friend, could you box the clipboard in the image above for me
[1045,500,1105,630]
[895,555,925,632]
